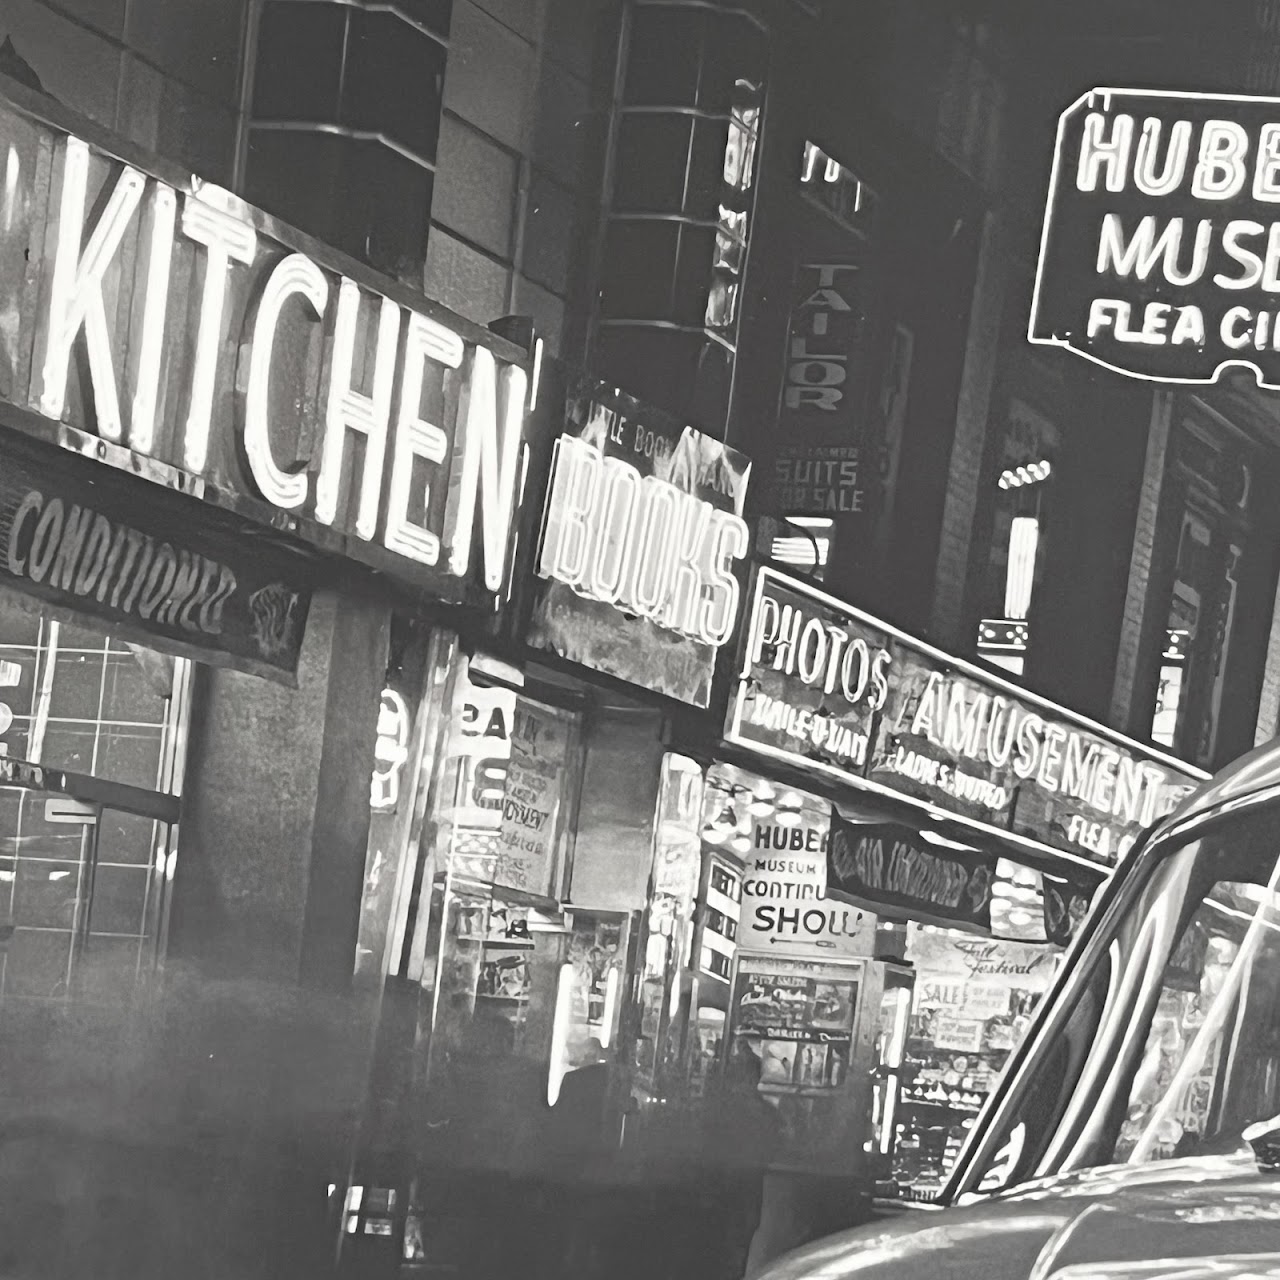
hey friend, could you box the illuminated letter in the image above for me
[1133,117,1190,196]
[1214,220,1265,289]
[661,492,711,635]
[538,436,601,586]
[1191,121,1248,200]
[1086,299,1124,337]
[1256,124,1280,202]
[909,672,945,741]
[445,349,528,591]
[244,253,328,509]
[588,457,640,603]
[128,184,176,455]
[181,187,258,472]
[1095,214,1209,285]
[1263,223,1280,291]
[383,312,459,566]
[317,279,401,539]
[700,513,748,645]
[623,476,678,616]
[37,136,146,441]
[1076,112,1134,192]
[1222,306,1253,349]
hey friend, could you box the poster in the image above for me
[729,954,860,1091]
[737,800,876,956]
[494,699,572,896]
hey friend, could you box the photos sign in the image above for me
[726,569,1205,865]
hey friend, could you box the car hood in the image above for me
[760,1154,1280,1280]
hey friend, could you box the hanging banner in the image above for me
[905,932,1059,996]
[528,377,751,707]
[726,568,1205,866]
[1030,87,1280,389]
[0,425,312,681]
[827,815,996,930]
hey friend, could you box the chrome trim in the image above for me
[247,120,438,173]
[944,778,1280,1201]
[597,318,738,353]
[261,0,451,46]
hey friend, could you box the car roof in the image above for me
[1159,735,1280,835]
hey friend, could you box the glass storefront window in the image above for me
[0,598,188,1012]
[892,924,1062,1200]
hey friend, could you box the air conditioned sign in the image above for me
[528,379,751,706]
[726,568,1205,865]
[0,95,531,612]
[1031,87,1280,388]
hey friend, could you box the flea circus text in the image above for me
[1064,104,1280,357]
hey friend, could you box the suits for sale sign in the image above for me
[1030,87,1280,389]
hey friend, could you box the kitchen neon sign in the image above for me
[536,435,750,646]
[24,130,532,595]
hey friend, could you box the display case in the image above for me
[723,952,910,1177]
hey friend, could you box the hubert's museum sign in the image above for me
[1031,87,1280,388]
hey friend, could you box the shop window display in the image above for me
[891,923,1062,1200]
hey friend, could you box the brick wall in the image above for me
[424,0,614,359]
[1109,390,1172,733]
[929,210,1005,648]
[2,0,247,183]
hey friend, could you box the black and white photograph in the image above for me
[2,2,1280,1278]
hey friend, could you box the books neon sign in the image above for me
[537,435,750,647]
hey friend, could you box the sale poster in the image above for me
[494,699,573,896]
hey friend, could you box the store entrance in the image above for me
[0,758,180,1108]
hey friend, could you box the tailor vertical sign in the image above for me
[0,91,533,615]
[1031,87,1280,387]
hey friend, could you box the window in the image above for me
[975,398,1058,677]
[960,804,1280,1196]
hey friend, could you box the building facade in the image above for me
[4,0,1280,1275]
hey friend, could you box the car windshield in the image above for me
[957,803,1280,1196]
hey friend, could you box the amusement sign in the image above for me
[726,568,1206,866]
[1031,87,1280,388]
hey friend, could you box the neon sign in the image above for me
[1030,87,1280,389]
[728,569,1205,866]
[371,689,410,812]
[537,434,749,647]
[15,119,531,599]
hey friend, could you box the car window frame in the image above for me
[942,782,1280,1203]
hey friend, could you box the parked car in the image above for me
[762,735,1280,1279]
